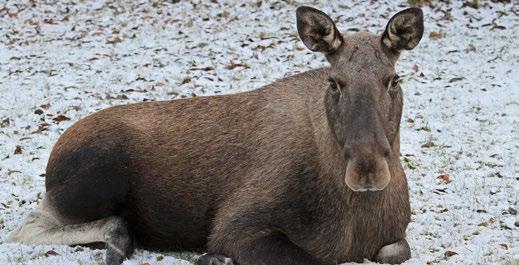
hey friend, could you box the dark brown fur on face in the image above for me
[9,6,424,265]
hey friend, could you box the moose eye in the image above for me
[387,75,401,92]
[328,78,339,92]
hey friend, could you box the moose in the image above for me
[8,6,424,265]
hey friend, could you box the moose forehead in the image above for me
[329,32,398,81]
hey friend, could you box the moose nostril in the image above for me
[343,150,351,160]
[383,150,391,158]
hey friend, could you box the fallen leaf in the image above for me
[156,255,164,261]
[498,243,508,250]
[44,250,59,257]
[180,77,191,84]
[226,61,250,70]
[34,122,50,133]
[190,66,214,71]
[106,36,123,44]
[53,115,71,123]
[465,43,477,53]
[449,77,465,83]
[429,31,443,40]
[259,32,271,40]
[14,145,22,155]
[492,24,506,30]
[462,0,480,9]
[444,250,458,257]
[43,18,57,24]
[477,222,488,227]
[433,188,448,195]
[40,103,51,109]
[0,118,10,127]
[437,174,451,184]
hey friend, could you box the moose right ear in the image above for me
[296,6,343,54]
[381,8,424,51]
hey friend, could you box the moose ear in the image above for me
[382,8,424,51]
[296,6,342,54]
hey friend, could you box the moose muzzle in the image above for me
[345,156,391,192]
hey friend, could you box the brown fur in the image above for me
[11,6,424,265]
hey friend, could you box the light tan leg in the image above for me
[375,239,411,264]
[7,197,133,265]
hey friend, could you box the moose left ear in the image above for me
[296,6,343,54]
[382,8,424,51]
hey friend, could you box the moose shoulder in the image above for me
[8,6,424,265]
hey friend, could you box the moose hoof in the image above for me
[195,253,234,265]
[375,239,411,264]
[106,245,125,265]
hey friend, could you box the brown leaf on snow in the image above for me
[43,18,58,25]
[449,77,465,83]
[180,77,191,84]
[14,145,22,155]
[40,103,51,109]
[34,122,50,134]
[465,43,477,53]
[227,61,250,70]
[0,118,10,127]
[462,0,480,9]
[429,31,443,40]
[259,32,274,40]
[44,250,59,257]
[444,250,458,257]
[106,36,123,44]
[477,222,488,227]
[53,114,71,123]
[498,243,508,250]
[190,66,214,71]
[437,174,451,184]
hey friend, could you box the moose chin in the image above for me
[8,5,424,265]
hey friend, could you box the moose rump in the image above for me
[8,94,268,259]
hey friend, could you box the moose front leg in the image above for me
[204,232,331,265]
[374,238,411,264]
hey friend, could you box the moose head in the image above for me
[297,7,424,192]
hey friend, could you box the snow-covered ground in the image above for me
[0,0,518,264]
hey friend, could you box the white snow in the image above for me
[0,0,518,264]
